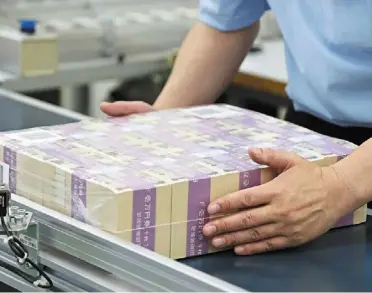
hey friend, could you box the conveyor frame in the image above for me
[0,194,245,292]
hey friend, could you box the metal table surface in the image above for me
[181,215,372,292]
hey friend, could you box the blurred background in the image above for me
[0,0,286,119]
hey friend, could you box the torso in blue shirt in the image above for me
[199,0,372,127]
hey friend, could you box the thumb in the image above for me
[248,148,306,172]
[100,101,154,117]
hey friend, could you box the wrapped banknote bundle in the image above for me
[0,104,367,259]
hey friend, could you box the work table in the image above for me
[182,216,372,291]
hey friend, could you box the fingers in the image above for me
[234,236,290,255]
[210,223,280,249]
[100,101,154,116]
[207,185,272,215]
[248,148,306,171]
[203,206,275,237]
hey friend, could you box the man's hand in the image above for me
[100,101,155,116]
[203,148,357,256]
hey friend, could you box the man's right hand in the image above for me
[100,101,155,117]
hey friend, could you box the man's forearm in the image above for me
[333,138,372,207]
[153,21,259,110]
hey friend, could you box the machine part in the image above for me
[7,207,33,232]
[0,184,10,217]
[0,26,58,77]
[16,220,40,278]
[0,184,53,289]
[18,19,37,35]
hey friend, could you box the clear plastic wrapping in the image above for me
[0,104,367,259]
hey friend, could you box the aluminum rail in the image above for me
[3,194,246,292]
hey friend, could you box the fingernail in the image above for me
[212,237,226,247]
[203,225,216,236]
[208,204,220,215]
[235,246,245,255]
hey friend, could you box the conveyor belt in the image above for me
[181,216,372,292]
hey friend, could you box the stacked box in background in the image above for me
[0,27,58,77]
[0,104,367,259]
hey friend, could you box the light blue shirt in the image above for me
[199,0,372,127]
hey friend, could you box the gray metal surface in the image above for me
[0,88,87,132]
[40,248,136,292]
[182,215,372,292]
[0,264,38,292]
[0,247,89,292]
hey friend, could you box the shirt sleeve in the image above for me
[198,0,270,31]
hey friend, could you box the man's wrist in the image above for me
[322,165,360,219]
[332,163,369,208]
[330,139,372,208]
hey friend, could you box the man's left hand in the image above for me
[203,148,356,255]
